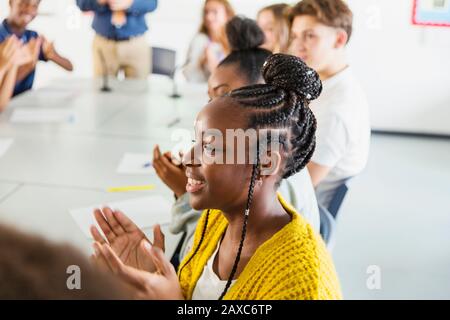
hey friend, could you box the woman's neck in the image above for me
[221,191,291,244]
[319,54,348,81]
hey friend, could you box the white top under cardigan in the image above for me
[192,238,237,300]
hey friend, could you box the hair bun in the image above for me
[226,16,265,51]
[262,54,322,101]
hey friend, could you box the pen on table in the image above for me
[167,117,181,128]
[143,162,152,168]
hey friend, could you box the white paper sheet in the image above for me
[69,195,172,239]
[0,138,13,158]
[116,153,155,175]
[10,109,76,124]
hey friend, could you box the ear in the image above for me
[259,150,282,177]
[334,29,348,49]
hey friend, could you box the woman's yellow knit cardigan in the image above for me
[177,194,342,300]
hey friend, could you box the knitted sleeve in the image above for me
[252,226,342,300]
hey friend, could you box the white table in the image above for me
[0,77,208,258]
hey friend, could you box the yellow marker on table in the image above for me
[107,185,156,193]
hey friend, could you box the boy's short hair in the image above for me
[289,0,353,43]
[0,224,130,299]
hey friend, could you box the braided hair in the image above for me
[219,16,272,84]
[179,54,321,300]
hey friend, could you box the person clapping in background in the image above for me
[0,0,73,104]
[183,0,234,83]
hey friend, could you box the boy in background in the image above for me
[288,0,371,209]
[0,0,73,97]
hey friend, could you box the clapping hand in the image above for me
[90,207,165,272]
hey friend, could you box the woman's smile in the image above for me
[186,171,207,194]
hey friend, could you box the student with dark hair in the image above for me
[288,0,371,208]
[91,53,342,300]
[257,3,290,54]
[0,0,73,98]
[0,224,130,299]
[153,16,319,262]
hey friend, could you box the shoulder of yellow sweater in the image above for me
[191,209,225,244]
[270,212,330,275]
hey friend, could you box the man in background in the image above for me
[76,0,158,79]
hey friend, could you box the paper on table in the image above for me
[117,153,155,175]
[69,195,172,239]
[10,109,76,124]
[0,138,13,158]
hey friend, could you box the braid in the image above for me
[218,143,260,300]
[229,54,321,181]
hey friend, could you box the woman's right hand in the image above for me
[90,207,165,273]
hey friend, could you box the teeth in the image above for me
[188,178,204,185]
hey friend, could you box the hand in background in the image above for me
[21,37,42,68]
[0,36,20,70]
[153,145,187,199]
[90,207,166,272]
[42,37,57,61]
[201,44,221,73]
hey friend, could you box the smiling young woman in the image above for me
[91,53,342,300]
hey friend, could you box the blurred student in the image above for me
[77,0,157,79]
[0,36,21,111]
[288,0,371,208]
[0,0,73,97]
[183,0,235,83]
[0,224,130,299]
[257,3,290,54]
[153,16,320,262]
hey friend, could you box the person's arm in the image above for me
[127,0,158,14]
[308,114,349,187]
[15,64,35,83]
[307,162,332,187]
[204,44,221,74]
[42,39,74,72]
[15,37,42,83]
[182,34,209,82]
[0,65,18,112]
[76,0,110,12]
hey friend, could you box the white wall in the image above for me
[1,0,449,135]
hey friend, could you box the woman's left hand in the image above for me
[93,241,185,300]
